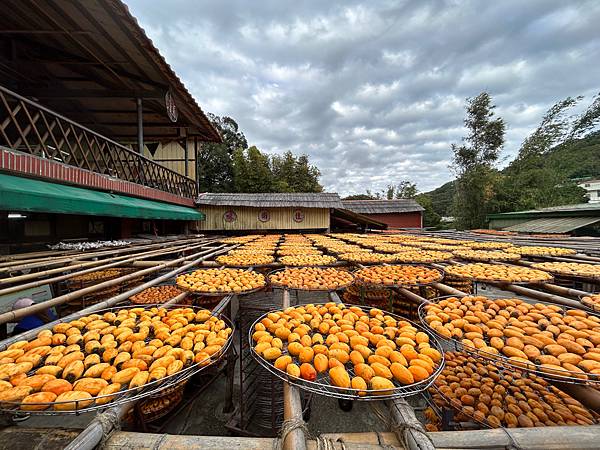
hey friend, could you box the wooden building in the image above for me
[194,193,343,232]
[341,200,424,229]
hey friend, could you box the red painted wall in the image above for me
[363,212,423,229]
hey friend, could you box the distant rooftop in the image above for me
[488,202,600,219]
[341,199,424,214]
[196,193,343,208]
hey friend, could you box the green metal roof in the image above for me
[503,217,600,233]
[487,203,600,220]
[0,173,204,221]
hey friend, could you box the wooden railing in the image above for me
[0,85,196,199]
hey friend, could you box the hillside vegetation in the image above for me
[424,131,600,217]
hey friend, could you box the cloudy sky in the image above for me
[125,0,600,195]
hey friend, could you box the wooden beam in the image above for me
[19,88,164,99]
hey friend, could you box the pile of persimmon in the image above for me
[469,241,514,250]
[215,254,274,267]
[423,296,600,380]
[506,246,577,257]
[220,236,259,244]
[432,351,596,428]
[416,243,465,252]
[452,249,520,262]
[279,255,337,267]
[374,244,418,254]
[0,307,231,411]
[393,250,453,263]
[71,269,122,283]
[251,303,442,396]
[354,265,443,286]
[130,286,182,304]
[338,252,397,264]
[176,268,265,294]
[269,267,354,291]
[581,294,600,311]
[530,262,600,279]
[277,247,322,256]
[444,263,552,283]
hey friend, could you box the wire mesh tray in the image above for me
[442,267,553,285]
[580,294,600,312]
[266,268,355,292]
[249,304,445,400]
[0,304,234,415]
[529,264,600,281]
[353,264,445,288]
[431,353,600,428]
[277,257,339,267]
[417,300,600,385]
[175,268,267,296]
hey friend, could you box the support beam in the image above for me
[136,97,143,154]
[184,138,189,177]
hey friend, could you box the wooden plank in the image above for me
[196,206,330,231]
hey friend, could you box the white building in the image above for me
[579,179,600,203]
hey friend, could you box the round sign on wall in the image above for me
[165,90,178,123]
[293,209,304,223]
[223,209,237,223]
[258,209,270,222]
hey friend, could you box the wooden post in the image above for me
[282,289,307,450]
[388,398,436,450]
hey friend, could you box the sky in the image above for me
[125,0,600,196]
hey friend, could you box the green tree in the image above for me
[231,146,274,192]
[197,114,248,192]
[342,194,375,200]
[415,193,441,227]
[501,96,591,210]
[451,92,506,230]
[270,151,323,193]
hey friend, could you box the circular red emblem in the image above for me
[223,210,237,223]
[293,209,304,223]
[258,209,270,222]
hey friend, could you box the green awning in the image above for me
[0,173,204,221]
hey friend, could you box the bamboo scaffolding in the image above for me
[0,244,233,328]
[490,282,584,309]
[0,237,212,273]
[0,239,216,287]
[0,244,234,350]
[0,241,212,296]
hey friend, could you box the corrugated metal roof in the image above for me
[489,203,600,218]
[196,193,343,208]
[341,199,425,214]
[503,217,600,233]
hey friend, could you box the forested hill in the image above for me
[425,132,600,217]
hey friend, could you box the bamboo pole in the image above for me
[396,287,429,303]
[0,237,211,273]
[0,244,234,350]
[283,288,308,450]
[430,282,468,297]
[388,398,436,450]
[0,240,213,286]
[490,282,584,309]
[539,283,591,299]
[0,244,231,327]
[0,241,212,297]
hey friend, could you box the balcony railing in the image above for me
[0,85,196,199]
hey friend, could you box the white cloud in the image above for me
[124,0,600,195]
